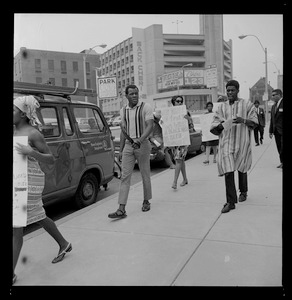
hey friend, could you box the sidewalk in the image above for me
[13,129,282,287]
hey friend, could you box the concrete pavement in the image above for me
[13,128,283,287]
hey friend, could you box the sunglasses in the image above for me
[175,100,183,104]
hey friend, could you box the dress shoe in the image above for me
[277,163,283,168]
[238,192,247,202]
[255,143,260,146]
[221,203,235,213]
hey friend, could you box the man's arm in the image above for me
[137,119,154,143]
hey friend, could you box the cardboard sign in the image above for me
[200,113,219,142]
[161,105,190,147]
[13,136,28,227]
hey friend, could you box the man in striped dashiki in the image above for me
[108,85,154,219]
[210,80,258,213]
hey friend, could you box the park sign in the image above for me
[97,76,118,99]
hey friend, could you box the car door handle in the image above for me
[81,141,90,145]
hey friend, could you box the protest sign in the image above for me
[200,113,219,142]
[13,136,28,227]
[160,105,190,147]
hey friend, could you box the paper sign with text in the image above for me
[200,113,219,142]
[161,105,190,147]
[13,136,28,227]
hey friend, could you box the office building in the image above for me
[14,47,101,103]
[100,14,233,112]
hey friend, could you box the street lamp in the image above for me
[83,43,107,102]
[238,34,268,121]
[177,63,193,94]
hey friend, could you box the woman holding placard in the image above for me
[170,95,193,189]
[13,96,72,285]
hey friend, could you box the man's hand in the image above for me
[269,133,273,139]
[233,116,244,124]
[132,138,141,149]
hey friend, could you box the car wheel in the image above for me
[75,172,99,209]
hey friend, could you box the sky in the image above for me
[13,14,283,99]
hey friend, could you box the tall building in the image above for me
[249,77,274,105]
[100,15,233,112]
[14,47,101,103]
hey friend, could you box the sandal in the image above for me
[142,201,151,212]
[180,180,188,187]
[108,209,127,219]
[203,160,209,165]
[52,242,72,264]
[171,183,177,189]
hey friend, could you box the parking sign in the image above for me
[98,76,117,99]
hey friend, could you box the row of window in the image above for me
[34,59,91,74]
[101,42,133,63]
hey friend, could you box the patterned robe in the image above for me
[211,98,258,176]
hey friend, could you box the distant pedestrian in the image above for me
[253,100,265,146]
[149,110,175,169]
[108,85,154,219]
[269,89,283,168]
[169,95,193,189]
[13,96,72,285]
[203,101,218,165]
[210,80,258,213]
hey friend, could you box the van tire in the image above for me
[75,172,99,209]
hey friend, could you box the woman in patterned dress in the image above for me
[13,96,72,285]
[170,96,193,189]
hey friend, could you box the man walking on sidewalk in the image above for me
[210,80,258,213]
[253,100,266,146]
[108,85,154,219]
[269,89,283,168]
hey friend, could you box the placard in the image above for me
[200,113,219,142]
[13,136,28,227]
[97,76,117,99]
[160,105,190,147]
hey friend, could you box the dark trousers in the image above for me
[254,125,264,144]
[224,171,248,204]
[274,131,283,163]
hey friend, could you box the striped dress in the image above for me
[26,155,46,225]
[211,98,258,176]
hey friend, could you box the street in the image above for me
[24,152,199,235]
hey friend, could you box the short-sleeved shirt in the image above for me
[121,101,153,139]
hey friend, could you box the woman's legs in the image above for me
[213,146,217,162]
[172,159,182,189]
[13,227,24,276]
[204,146,211,164]
[180,159,188,184]
[38,217,69,254]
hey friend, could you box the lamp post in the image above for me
[94,67,102,108]
[83,43,107,102]
[177,63,193,94]
[238,34,268,121]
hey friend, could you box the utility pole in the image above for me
[172,20,183,34]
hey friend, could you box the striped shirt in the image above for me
[121,101,153,139]
[211,98,258,175]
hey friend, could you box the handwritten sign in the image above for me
[13,136,28,227]
[200,113,219,142]
[161,105,190,147]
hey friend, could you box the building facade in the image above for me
[14,47,101,104]
[100,15,233,113]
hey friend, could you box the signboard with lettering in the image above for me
[199,113,219,142]
[160,105,190,147]
[13,136,28,227]
[132,28,147,99]
[205,65,218,88]
[184,69,205,85]
[157,70,183,90]
[98,76,117,99]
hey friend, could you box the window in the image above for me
[74,107,105,134]
[86,78,91,89]
[63,108,73,136]
[48,60,54,72]
[86,62,90,74]
[73,61,78,72]
[61,60,67,74]
[62,78,68,87]
[35,59,41,73]
[36,77,42,84]
[37,107,60,138]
